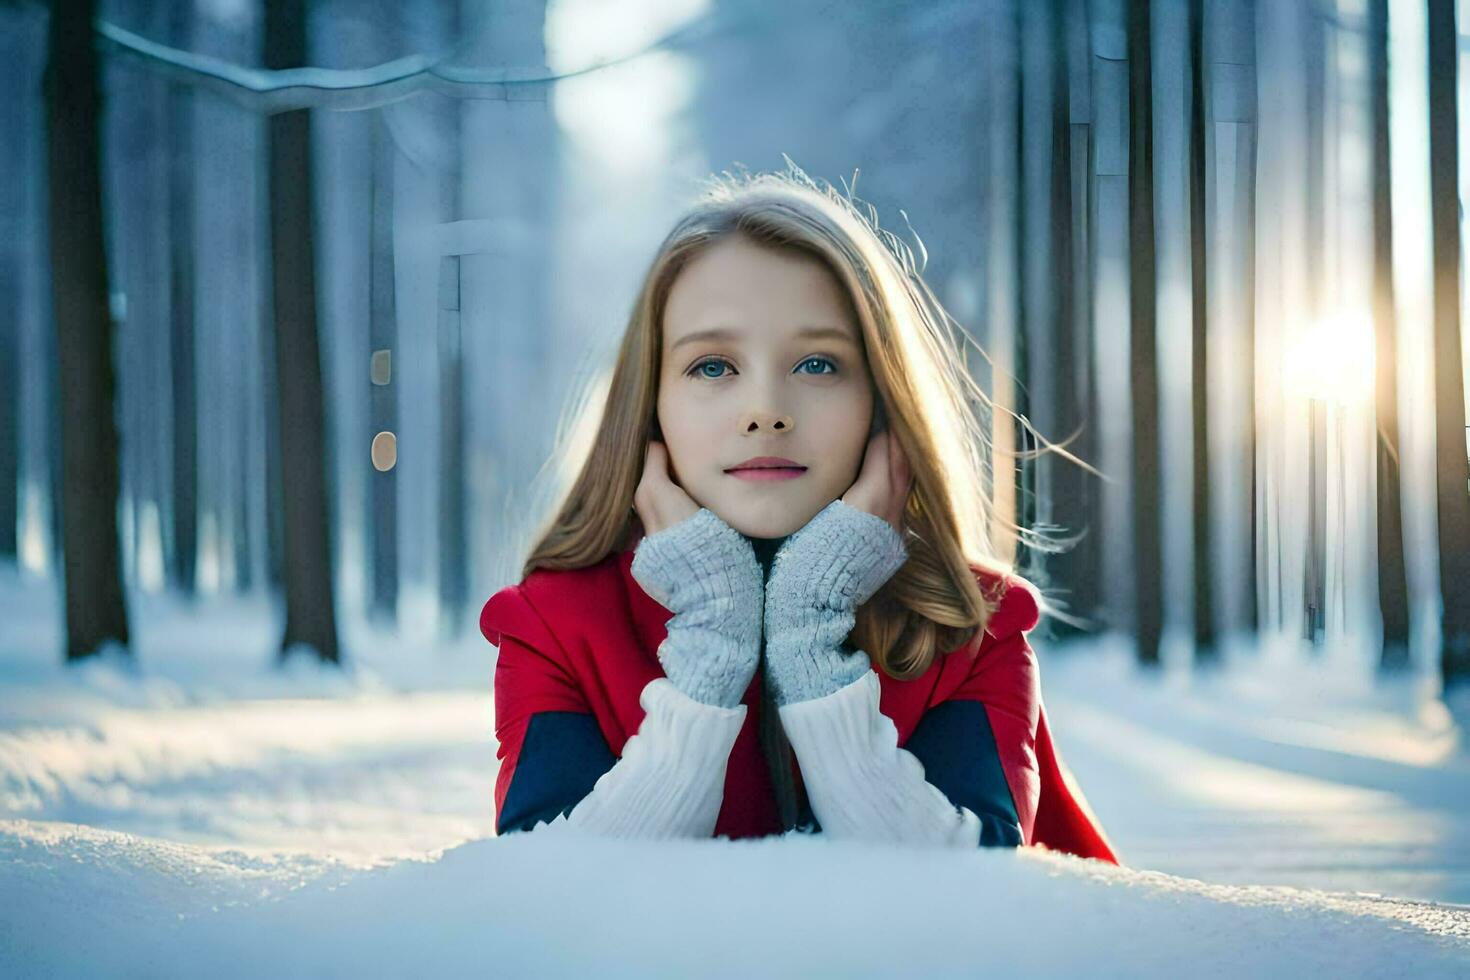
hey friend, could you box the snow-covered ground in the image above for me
[2,567,1467,976]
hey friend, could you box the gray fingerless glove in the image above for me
[630,508,765,709]
[764,499,909,706]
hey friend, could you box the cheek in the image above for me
[657,386,720,478]
[659,386,709,442]
[810,389,872,454]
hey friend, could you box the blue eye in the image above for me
[689,358,732,379]
[797,356,837,375]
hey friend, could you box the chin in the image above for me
[712,498,819,540]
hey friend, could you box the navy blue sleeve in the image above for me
[496,711,618,835]
[902,699,1024,847]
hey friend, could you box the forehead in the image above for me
[662,236,859,349]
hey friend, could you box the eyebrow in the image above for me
[668,325,859,353]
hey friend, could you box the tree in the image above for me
[438,254,468,637]
[1061,0,1103,634]
[1189,0,1216,664]
[1369,0,1410,671]
[264,0,340,664]
[167,0,197,597]
[1014,1,1038,576]
[1425,0,1470,693]
[368,113,397,624]
[1042,0,1096,636]
[0,6,20,565]
[45,0,130,661]
[1128,0,1163,666]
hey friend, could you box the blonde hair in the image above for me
[521,159,1046,679]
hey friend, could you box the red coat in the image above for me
[481,547,1119,864]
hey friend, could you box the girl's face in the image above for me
[657,235,875,539]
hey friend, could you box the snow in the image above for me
[2,569,1468,975]
[5,824,1470,978]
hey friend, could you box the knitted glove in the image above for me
[630,507,765,709]
[763,498,909,706]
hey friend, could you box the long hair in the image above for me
[520,160,1051,679]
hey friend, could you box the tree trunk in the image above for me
[436,0,467,638]
[45,0,131,661]
[1065,0,1101,632]
[1014,2,1037,569]
[0,16,22,564]
[1128,0,1163,666]
[369,114,398,624]
[168,0,198,598]
[1369,0,1410,671]
[1426,0,1470,693]
[1302,4,1329,644]
[1045,0,1092,635]
[264,0,340,664]
[986,3,1022,567]
[1239,0,1259,638]
[1189,0,1216,663]
[438,255,468,638]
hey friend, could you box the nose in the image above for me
[741,410,795,434]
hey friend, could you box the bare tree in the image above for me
[1044,0,1095,635]
[368,113,397,624]
[45,0,130,661]
[1014,1,1038,568]
[1239,0,1259,638]
[1189,0,1216,664]
[423,0,466,640]
[438,254,468,637]
[167,0,197,598]
[1369,0,1410,671]
[1128,0,1163,666]
[1426,0,1470,692]
[264,0,339,664]
[0,1,20,566]
[1062,0,1102,633]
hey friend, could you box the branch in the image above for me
[94,11,730,113]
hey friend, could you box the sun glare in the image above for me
[1283,312,1377,407]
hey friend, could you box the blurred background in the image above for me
[3,0,1470,922]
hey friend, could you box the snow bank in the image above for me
[3,822,1467,977]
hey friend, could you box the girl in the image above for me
[480,163,1118,860]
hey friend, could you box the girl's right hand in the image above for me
[632,440,701,537]
[629,458,764,708]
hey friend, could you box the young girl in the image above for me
[480,164,1118,861]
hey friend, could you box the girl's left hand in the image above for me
[840,429,912,534]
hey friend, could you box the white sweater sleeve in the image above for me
[778,670,982,847]
[525,677,746,838]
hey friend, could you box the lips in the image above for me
[725,456,807,482]
[725,456,806,473]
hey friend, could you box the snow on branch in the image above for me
[94,13,729,114]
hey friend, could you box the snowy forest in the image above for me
[2,0,1469,975]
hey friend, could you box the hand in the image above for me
[762,497,910,707]
[840,429,912,534]
[633,440,701,536]
[630,506,764,709]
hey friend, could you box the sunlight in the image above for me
[545,0,708,175]
[136,501,165,594]
[18,481,50,577]
[198,511,219,596]
[1282,311,1376,407]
